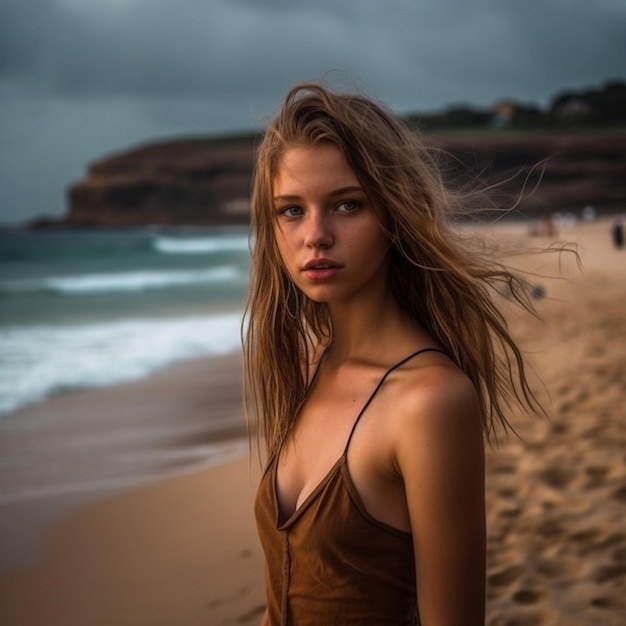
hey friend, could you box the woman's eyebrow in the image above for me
[273,185,364,203]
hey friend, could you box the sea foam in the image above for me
[0,312,242,415]
[0,266,244,296]
[152,234,249,255]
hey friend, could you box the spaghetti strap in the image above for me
[343,347,448,455]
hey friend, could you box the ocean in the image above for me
[0,227,250,416]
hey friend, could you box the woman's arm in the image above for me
[395,368,486,626]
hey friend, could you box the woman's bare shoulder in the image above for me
[395,353,477,403]
[388,358,482,450]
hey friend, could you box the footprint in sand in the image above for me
[569,528,601,546]
[536,557,582,579]
[573,531,626,558]
[557,400,574,415]
[595,533,626,553]
[494,463,517,476]
[590,595,625,609]
[574,388,590,404]
[584,465,608,489]
[512,588,545,605]
[556,382,572,396]
[608,366,625,385]
[611,485,626,502]
[549,422,568,437]
[539,466,573,490]
[612,546,626,562]
[536,519,565,540]
[594,563,626,583]
[488,564,524,588]
[580,424,603,440]
[499,506,522,519]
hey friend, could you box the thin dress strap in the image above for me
[343,347,448,455]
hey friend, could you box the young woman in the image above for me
[244,82,540,625]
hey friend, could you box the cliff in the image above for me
[64,134,260,228]
[51,130,626,228]
[438,132,626,218]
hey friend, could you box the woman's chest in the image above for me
[276,378,402,525]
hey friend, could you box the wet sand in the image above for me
[0,218,625,625]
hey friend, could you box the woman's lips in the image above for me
[302,259,341,281]
[304,267,340,280]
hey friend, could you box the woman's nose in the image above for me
[304,212,333,248]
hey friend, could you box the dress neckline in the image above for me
[272,347,448,529]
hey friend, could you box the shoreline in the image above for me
[0,351,247,572]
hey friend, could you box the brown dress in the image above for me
[255,349,445,625]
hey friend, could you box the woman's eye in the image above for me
[279,206,303,217]
[336,200,360,213]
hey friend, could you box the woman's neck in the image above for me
[325,290,426,366]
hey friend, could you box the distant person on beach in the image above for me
[244,82,543,625]
[612,215,624,249]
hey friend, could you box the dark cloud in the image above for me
[0,0,624,223]
[3,0,621,103]
[1,0,371,98]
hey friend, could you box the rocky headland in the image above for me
[59,134,259,229]
[34,130,626,229]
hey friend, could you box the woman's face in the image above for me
[272,142,391,306]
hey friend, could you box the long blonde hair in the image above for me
[244,82,542,457]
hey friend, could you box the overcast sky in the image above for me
[1,0,624,225]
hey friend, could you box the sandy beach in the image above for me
[0,217,624,625]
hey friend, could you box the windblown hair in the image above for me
[243,81,542,458]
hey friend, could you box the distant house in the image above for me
[491,100,516,128]
[553,97,592,117]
